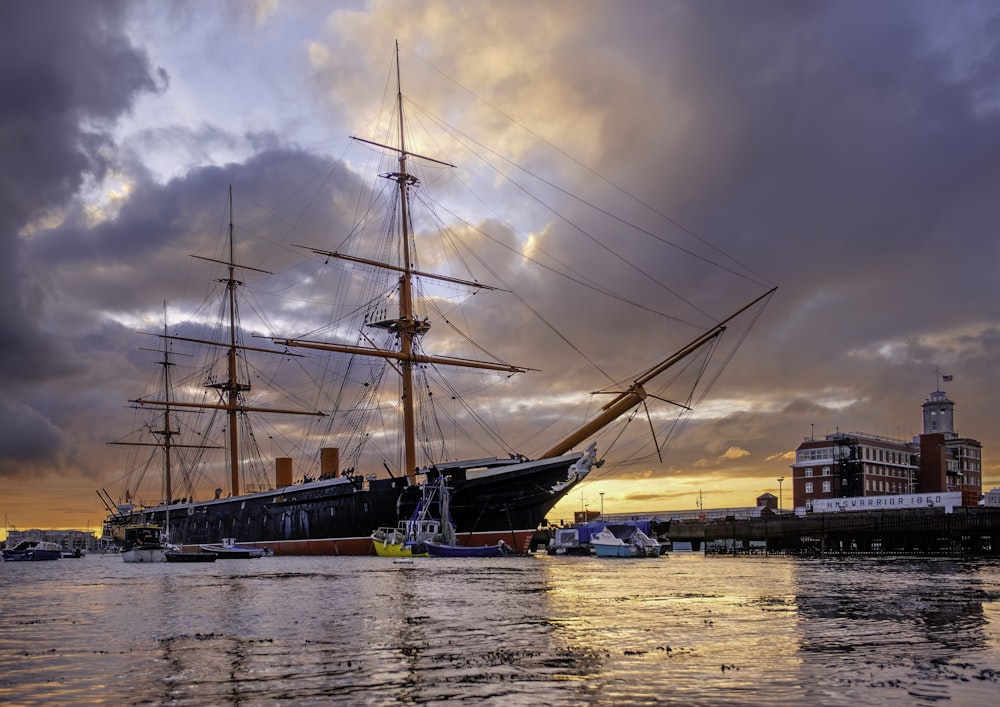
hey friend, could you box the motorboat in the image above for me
[591,524,662,558]
[199,538,270,559]
[546,527,591,556]
[424,539,513,558]
[2,540,63,561]
[121,523,171,563]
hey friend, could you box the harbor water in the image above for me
[1,553,998,705]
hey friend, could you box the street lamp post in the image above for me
[777,476,785,514]
[600,492,605,519]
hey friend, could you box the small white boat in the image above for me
[591,524,662,558]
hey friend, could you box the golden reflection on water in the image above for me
[1,555,998,706]
[538,554,804,703]
[987,603,1000,651]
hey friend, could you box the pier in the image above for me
[666,507,1000,556]
[536,507,1000,557]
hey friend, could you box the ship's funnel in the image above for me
[321,447,340,478]
[276,457,293,487]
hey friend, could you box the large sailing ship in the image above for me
[100,46,775,555]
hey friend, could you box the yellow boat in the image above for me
[371,526,429,557]
[371,481,446,557]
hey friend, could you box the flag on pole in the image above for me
[942,374,953,382]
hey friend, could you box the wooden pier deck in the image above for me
[660,506,1000,556]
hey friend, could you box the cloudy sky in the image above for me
[3,0,999,537]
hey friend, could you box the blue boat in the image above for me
[424,539,513,558]
[165,550,217,563]
[2,540,63,561]
[419,476,515,558]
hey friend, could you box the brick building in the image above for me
[790,388,983,509]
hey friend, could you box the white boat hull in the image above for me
[122,547,168,563]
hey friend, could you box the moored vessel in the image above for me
[165,549,217,563]
[120,523,170,563]
[590,524,663,558]
[199,538,270,559]
[2,540,63,561]
[371,481,443,557]
[424,540,513,558]
[99,44,775,556]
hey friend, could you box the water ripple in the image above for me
[0,554,998,705]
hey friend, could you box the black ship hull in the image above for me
[105,452,587,555]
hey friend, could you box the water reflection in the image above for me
[539,554,804,705]
[0,555,997,705]
[791,558,999,704]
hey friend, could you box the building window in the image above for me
[804,468,813,477]
[822,466,830,474]
[822,481,831,493]
[805,482,814,494]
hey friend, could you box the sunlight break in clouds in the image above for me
[693,446,750,469]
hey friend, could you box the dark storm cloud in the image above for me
[579,2,1000,450]
[0,1,163,476]
[28,147,363,326]
[0,398,65,470]
[0,1,164,388]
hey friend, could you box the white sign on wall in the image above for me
[810,492,963,514]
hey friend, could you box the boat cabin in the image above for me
[122,525,162,549]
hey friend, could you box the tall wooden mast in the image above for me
[159,305,175,503]
[132,187,326,498]
[111,306,180,504]
[110,305,224,504]
[275,43,513,483]
[221,187,247,495]
[393,41,420,479]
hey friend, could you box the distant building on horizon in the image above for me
[756,492,778,511]
[2,528,98,553]
[790,387,983,510]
